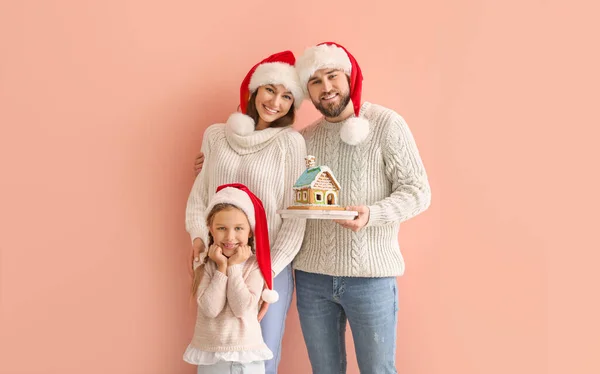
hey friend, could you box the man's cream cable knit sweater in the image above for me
[294,102,432,277]
[185,124,307,275]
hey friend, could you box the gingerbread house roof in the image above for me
[293,166,341,190]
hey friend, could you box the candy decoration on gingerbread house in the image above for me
[290,156,344,210]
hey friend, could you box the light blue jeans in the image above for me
[197,361,264,374]
[295,270,399,374]
[260,264,294,374]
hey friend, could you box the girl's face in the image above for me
[254,84,294,128]
[209,208,252,258]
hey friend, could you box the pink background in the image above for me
[1,1,598,373]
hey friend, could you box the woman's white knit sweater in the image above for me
[185,123,307,275]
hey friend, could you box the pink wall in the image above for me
[1,1,598,373]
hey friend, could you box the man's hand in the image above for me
[333,205,370,232]
[190,238,206,274]
[194,152,205,176]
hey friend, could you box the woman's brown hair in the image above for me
[245,88,296,128]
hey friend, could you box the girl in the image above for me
[184,183,279,374]
[186,51,307,373]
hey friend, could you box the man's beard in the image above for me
[312,90,351,118]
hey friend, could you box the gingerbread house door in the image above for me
[326,192,335,205]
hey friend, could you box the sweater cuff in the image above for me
[366,204,384,227]
[213,269,228,282]
[189,229,207,245]
[226,263,244,277]
[271,250,285,277]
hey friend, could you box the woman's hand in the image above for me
[190,238,206,274]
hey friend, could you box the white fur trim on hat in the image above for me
[226,112,255,136]
[262,288,279,303]
[340,117,370,145]
[249,62,304,108]
[205,187,256,229]
[296,44,352,94]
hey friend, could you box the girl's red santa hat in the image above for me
[206,183,279,303]
[227,51,304,136]
[295,42,369,145]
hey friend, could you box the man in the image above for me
[290,42,431,374]
[193,42,431,373]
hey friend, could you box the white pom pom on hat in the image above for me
[340,117,370,146]
[261,288,279,303]
[226,112,255,136]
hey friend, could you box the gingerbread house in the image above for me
[289,156,344,210]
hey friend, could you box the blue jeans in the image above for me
[295,270,399,374]
[260,264,294,374]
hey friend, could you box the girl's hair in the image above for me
[191,203,255,297]
[245,89,296,128]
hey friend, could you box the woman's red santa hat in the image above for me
[205,183,278,303]
[227,51,304,136]
[295,42,369,145]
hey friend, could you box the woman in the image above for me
[185,51,307,374]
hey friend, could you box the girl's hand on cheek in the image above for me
[208,244,228,272]
[228,245,251,266]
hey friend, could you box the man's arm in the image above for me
[366,114,431,226]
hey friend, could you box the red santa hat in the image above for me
[295,42,369,145]
[227,51,304,137]
[206,183,278,303]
